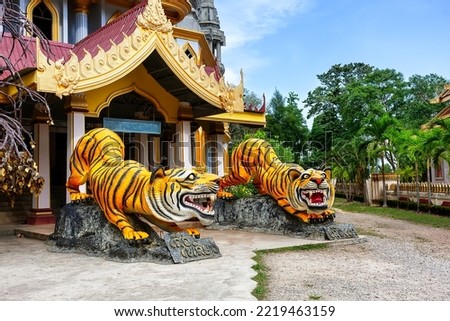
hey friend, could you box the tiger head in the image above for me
[147,167,220,225]
[288,167,335,215]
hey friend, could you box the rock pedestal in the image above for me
[48,202,222,264]
[48,202,173,264]
[210,195,358,240]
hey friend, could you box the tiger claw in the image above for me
[185,228,201,238]
[127,236,151,246]
[217,191,235,200]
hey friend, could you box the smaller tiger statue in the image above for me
[218,138,335,223]
[66,128,220,241]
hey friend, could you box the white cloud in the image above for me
[222,50,269,86]
[216,0,313,49]
[215,0,314,86]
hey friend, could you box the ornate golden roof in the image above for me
[36,0,244,114]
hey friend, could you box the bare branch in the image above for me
[0,0,52,205]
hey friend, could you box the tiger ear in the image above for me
[150,166,166,184]
[288,168,302,181]
[323,167,332,180]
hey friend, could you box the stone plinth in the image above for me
[47,202,173,264]
[210,195,358,240]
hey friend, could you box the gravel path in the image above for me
[264,210,450,301]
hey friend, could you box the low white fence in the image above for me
[335,173,450,206]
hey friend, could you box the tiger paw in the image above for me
[307,212,335,223]
[122,228,150,242]
[184,228,201,239]
[70,193,93,204]
[217,191,235,200]
[127,237,151,246]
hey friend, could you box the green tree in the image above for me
[394,129,429,212]
[340,68,407,136]
[305,62,374,120]
[426,118,450,165]
[304,63,374,165]
[400,74,448,129]
[265,90,309,163]
[363,114,400,207]
[307,108,342,168]
[332,136,370,203]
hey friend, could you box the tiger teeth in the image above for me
[184,194,216,214]
[300,189,328,206]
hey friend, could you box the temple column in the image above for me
[215,134,226,177]
[208,122,228,175]
[176,102,193,169]
[73,0,91,42]
[175,121,192,169]
[65,93,88,203]
[138,133,149,168]
[28,106,53,224]
[149,136,160,169]
[194,127,206,169]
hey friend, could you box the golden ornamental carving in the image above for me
[53,57,80,98]
[137,0,172,33]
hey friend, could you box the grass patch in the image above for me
[308,294,322,301]
[251,243,329,300]
[334,198,450,229]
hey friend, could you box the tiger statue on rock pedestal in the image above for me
[218,138,335,223]
[66,128,219,241]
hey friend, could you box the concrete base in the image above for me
[26,209,55,225]
[1,223,365,300]
[26,214,55,225]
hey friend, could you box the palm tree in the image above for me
[395,129,428,212]
[332,136,370,203]
[364,114,400,207]
[426,118,450,165]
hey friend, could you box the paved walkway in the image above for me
[0,224,361,301]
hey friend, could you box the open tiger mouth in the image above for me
[300,189,328,209]
[182,193,217,215]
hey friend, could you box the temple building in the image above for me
[0,0,265,225]
[430,85,450,183]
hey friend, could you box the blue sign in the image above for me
[103,117,161,135]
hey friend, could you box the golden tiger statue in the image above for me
[218,138,335,223]
[66,128,219,241]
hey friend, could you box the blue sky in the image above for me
[215,0,450,123]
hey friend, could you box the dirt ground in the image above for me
[264,210,450,301]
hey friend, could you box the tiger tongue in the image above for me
[311,192,324,203]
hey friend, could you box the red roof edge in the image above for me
[0,33,72,80]
[71,2,146,61]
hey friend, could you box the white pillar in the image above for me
[66,111,86,202]
[28,122,54,224]
[75,13,88,42]
[216,134,226,176]
[138,133,149,168]
[74,1,90,42]
[176,121,192,169]
[149,136,160,169]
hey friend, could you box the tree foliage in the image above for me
[265,89,309,163]
[303,62,449,202]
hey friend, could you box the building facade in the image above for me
[430,88,450,183]
[0,0,265,225]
